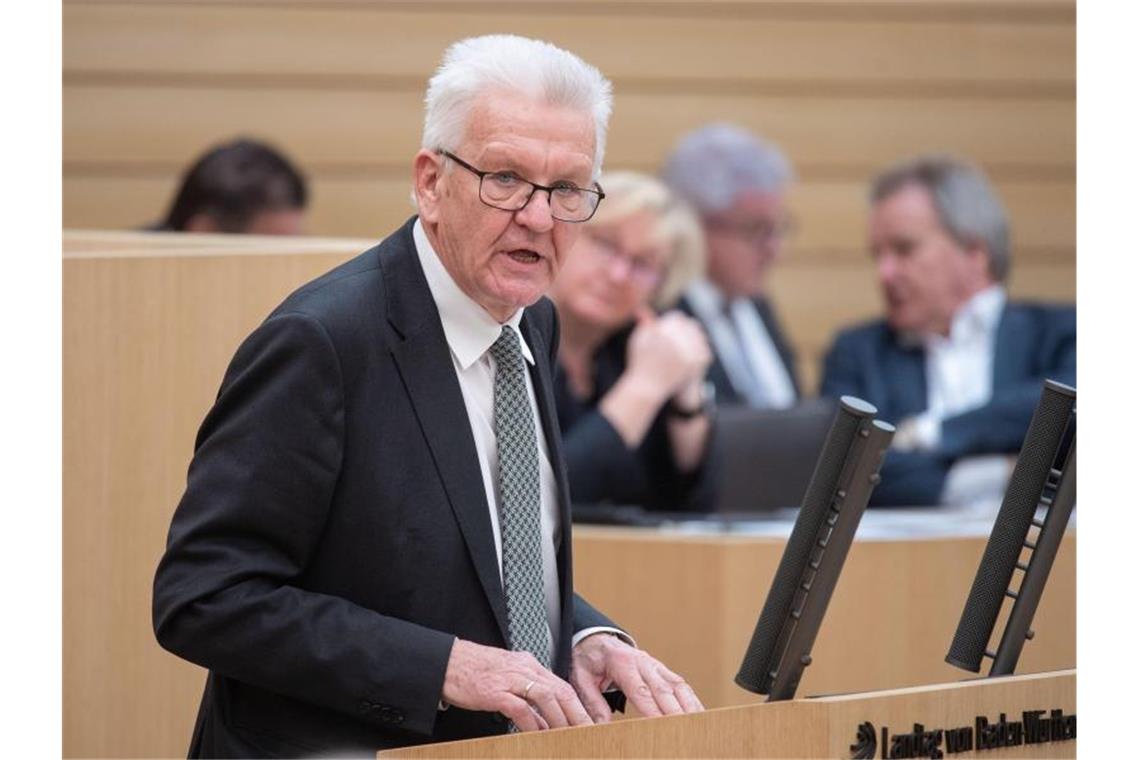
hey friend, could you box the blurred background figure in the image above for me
[548,171,719,513]
[820,155,1076,508]
[662,123,801,409]
[149,137,308,235]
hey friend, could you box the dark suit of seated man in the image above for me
[152,35,703,758]
[820,155,1075,508]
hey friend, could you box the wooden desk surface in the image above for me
[382,670,1077,759]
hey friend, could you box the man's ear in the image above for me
[413,150,445,224]
[963,240,994,285]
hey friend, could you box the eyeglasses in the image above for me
[705,215,796,246]
[439,150,605,223]
[585,233,663,289]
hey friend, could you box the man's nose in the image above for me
[875,252,897,284]
[514,189,555,233]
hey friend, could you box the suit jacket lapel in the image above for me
[380,224,510,644]
[886,336,929,420]
[992,304,1029,389]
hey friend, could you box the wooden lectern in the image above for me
[379,670,1075,759]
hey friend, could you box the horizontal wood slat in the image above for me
[63,3,1074,88]
[63,172,1075,255]
[63,84,1075,174]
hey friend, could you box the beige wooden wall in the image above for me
[63,0,1075,390]
[63,232,371,759]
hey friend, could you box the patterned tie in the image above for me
[489,326,552,670]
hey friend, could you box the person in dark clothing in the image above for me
[151,137,308,235]
[548,172,718,512]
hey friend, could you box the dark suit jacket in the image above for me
[153,217,619,757]
[552,321,720,513]
[819,301,1076,507]
[677,294,801,407]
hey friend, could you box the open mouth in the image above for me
[507,249,541,264]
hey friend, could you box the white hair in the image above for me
[422,35,614,180]
[661,123,794,213]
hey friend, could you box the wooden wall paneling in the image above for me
[63,3,1074,87]
[788,178,1075,254]
[63,244,360,758]
[608,92,1073,173]
[64,171,1075,262]
[63,173,419,240]
[63,83,1075,175]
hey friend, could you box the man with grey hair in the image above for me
[662,123,802,409]
[820,155,1075,507]
[154,35,701,757]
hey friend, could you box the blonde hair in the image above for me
[588,171,706,309]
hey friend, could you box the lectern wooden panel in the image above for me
[63,234,365,758]
[380,670,1076,759]
[571,527,1075,710]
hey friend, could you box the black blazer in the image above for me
[553,322,720,512]
[820,301,1076,506]
[677,294,801,407]
[153,218,618,757]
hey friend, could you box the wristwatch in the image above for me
[666,381,716,420]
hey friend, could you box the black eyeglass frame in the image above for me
[438,150,605,223]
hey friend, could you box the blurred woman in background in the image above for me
[549,171,719,512]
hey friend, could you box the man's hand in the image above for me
[442,639,594,732]
[570,633,704,722]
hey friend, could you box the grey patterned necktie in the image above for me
[489,326,552,669]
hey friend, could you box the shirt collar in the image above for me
[684,278,728,318]
[412,218,535,370]
[916,284,1007,348]
[948,284,1005,340]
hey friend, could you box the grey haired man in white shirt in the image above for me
[662,123,803,409]
[821,155,1075,508]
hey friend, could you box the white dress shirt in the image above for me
[684,279,797,409]
[413,221,623,663]
[905,285,1011,509]
[905,285,1007,448]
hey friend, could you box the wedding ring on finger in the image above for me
[522,679,536,701]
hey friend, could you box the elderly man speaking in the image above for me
[153,35,702,757]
